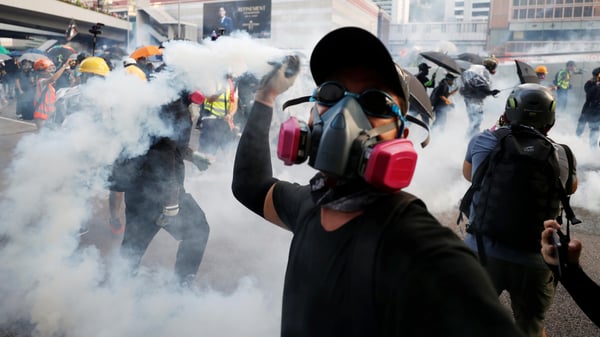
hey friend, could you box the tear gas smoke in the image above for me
[1,32,599,337]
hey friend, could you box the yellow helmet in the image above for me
[535,65,548,74]
[125,64,147,81]
[79,56,110,76]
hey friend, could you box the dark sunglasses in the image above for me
[310,81,401,119]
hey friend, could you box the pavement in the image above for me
[0,97,599,336]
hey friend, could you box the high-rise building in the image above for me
[446,0,491,21]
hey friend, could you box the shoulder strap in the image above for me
[457,128,510,225]
[350,192,417,336]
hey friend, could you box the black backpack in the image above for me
[457,125,579,262]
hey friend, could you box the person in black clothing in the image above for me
[541,219,600,327]
[575,68,600,148]
[15,60,35,120]
[232,26,524,337]
[416,62,435,89]
[109,92,210,285]
[430,72,458,131]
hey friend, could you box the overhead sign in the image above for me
[203,0,271,39]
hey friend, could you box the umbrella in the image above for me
[48,45,77,64]
[457,52,483,65]
[404,69,433,120]
[455,59,473,72]
[515,60,540,84]
[0,46,9,54]
[0,54,12,61]
[420,51,462,75]
[130,45,162,60]
[18,53,50,64]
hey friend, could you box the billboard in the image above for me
[203,0,271,39]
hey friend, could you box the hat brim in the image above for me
[310,27,406,103]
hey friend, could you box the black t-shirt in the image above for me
[273,182,524,337]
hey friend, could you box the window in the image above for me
[528,8,536,17]
[529,0,536,4]
[583,5,592,16]
[513,0,520,5]
[564,7,573,17]
[554,7,563,17]
[513,9,520,19]
[536,9,545,18]
[574,6,583,16]
[545,8,554,18]
[455,1,464,6]
[537,0,546,4]
[455,9,464,16]
[473,3,489,8]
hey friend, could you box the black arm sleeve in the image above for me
[555,265,600,327]
[231,101,278,217]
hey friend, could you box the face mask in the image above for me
[277,95,418,192]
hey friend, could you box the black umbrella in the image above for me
[457,52,483,65]
[403,68,433,120]
[455,59,473,72]
[515,60,540,84]
[420,51,462,75]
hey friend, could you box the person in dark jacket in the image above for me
[109,92,210,285]
[575,67,600,148]
[541,219,600,327]
[231,26,525,337]
[430,72,458,131]
[416,62,435,89]
[15,60,35,120]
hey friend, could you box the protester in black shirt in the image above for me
[232,26,524,337]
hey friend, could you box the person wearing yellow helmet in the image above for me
[54,56,110,127]
[123,57,147,81]
[79,56,110,78]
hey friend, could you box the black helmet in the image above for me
[418,62,430,71]
[505,83,556,131]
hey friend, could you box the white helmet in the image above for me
[123,57,137,67]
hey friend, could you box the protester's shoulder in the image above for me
[273,181,311,204]
[380,192,460,244]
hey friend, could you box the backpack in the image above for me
[457,125,578,262]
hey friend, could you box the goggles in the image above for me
[310,81,401,119]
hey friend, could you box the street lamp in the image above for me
[89,23,104,56]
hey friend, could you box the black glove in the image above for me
[491,89,500,96]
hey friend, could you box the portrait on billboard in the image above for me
[203,0,271,39]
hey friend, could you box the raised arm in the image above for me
[231,55,299,228]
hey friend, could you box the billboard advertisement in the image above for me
[203,0,271,39]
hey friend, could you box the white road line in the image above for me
[0,116,36,126]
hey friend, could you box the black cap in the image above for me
[310,27,407,107]
[418,62,431,70]
[445,72,457,80]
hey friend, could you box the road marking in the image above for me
[0,116,36,126]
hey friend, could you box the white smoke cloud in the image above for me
[0,34,292,337]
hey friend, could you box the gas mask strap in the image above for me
[282,96,312,110]
[405,114,431,148]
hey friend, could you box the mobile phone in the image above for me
[552,230,563,278]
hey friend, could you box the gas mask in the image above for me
[278,83,428,193]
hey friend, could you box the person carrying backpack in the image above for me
[460,83,578,337]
